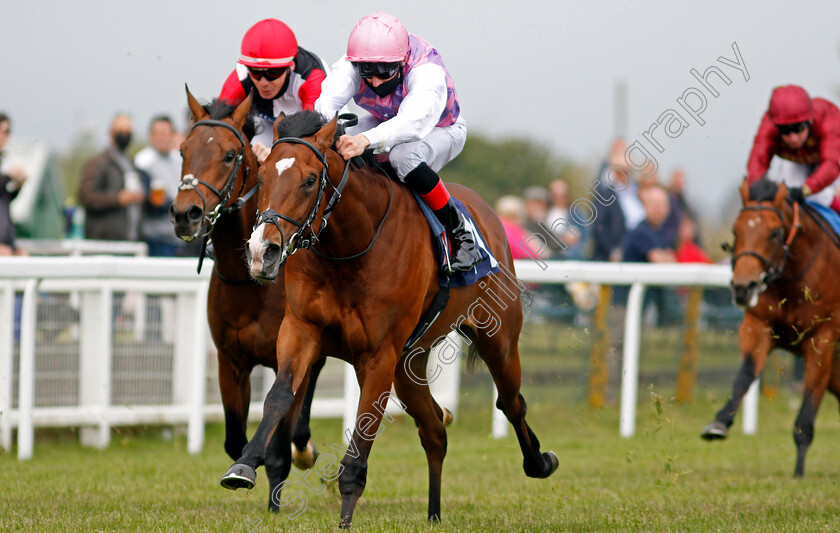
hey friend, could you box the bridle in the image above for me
[254,135,393,262]
[178,119,259,235]
[178,119,259,272]
[729,201,804,285]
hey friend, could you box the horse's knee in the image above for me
[338,457,368,498]
[264,382,294,412]
[793,420,814,448]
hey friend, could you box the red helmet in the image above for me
[346,12,410,63]
[768,85,814,125]
[238,19,297,68]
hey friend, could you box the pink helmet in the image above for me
[768,85,814,125]
[346,12,410,63]
[238,19,297,68]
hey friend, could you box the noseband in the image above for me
[178,120,258,234]
[730,202,802,285]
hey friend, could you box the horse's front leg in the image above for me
[792,325,837,477]
[702,312,773,440]
[292,357,327,470]
[337,349,400,529]
[217,351,252,460]
[220,316,322,492]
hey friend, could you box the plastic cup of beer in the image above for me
[150,180,167,207]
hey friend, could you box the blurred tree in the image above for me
[440,133,588,206]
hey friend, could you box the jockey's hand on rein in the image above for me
[788,186,806,204]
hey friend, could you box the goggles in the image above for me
[776,121,809,135]
[247,66,289,81]
[353,61,401,80]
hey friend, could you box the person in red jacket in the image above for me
[219,19,326,163]
[746,85,840,212]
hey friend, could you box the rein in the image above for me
[255,136,393,262]
[179,119,259,273]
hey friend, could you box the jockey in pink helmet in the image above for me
[220,19,326,163]
[315,12,481,273]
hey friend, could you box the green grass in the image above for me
[2,327,837,532]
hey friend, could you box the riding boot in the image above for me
[405,163,483,273]
[435,198,484,272]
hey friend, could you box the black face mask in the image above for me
[364,68,403,98]
[113,132,132,151]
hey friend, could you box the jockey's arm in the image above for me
[745,114,777,184]
[362,63,448,154]
[314,57,359,119]
[803,118,840,196]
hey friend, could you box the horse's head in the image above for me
[730,178,792,308]
[170,87,256,242]
[247,112,340,280]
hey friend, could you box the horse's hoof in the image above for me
[544,451,559,477]
[220,463,256,490]
[441,407,454,427]
[292,440,319,470]
[700,421,728,440]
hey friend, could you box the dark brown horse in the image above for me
[170,88,325,509]
[221,111,558,527]
[702,178,840,476]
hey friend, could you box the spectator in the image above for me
[591,138,645,261]
[220,19,327,163]
[496,195,543,260]
[0,112,27,256]
[546,178,583,258]
[522,186,562,257]
[622,184,679,327]
[134,115,184,257]
[623,185,676,264]
[675,215,712,264]
[78,113,148,241]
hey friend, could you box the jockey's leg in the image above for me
[388,120,475,272]
[404,163,482,272]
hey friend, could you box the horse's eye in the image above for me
[769,229,782,240]
[303,176,317,189]
[224,150,236,163]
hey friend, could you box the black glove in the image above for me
[788,187,806,204]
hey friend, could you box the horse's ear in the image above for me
[231,90,252,129]
[185,84,208,122]
[314,115,339,152]
[739,177,750,205]
[273,112,286,142]
[774,181,788,206]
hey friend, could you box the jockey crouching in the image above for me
[220,19,326,163]
[314,12,483,273]
[747,84,840,212]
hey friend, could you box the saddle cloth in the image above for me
[805,200,840,240]
[411,192,500,287]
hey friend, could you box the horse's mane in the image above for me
[200,99,256,141]
[276,110,341,144]
[748,177,779,202]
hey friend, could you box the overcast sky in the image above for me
[2,0,838,219]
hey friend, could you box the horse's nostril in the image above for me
[187,206,204,223]
[264,243,280,263]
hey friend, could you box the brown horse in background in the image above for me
[221,111,558,527]
[702,178,840,476]
[170,88,325,509]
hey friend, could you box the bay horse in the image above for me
[702,178,840,477]
[169,88,326,509]
[222,111,558,527]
